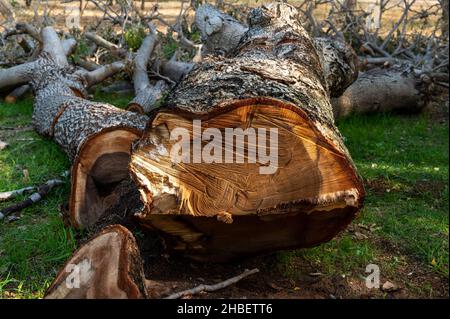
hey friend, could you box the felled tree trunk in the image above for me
[45,225,148,299]
[331,67,428,118]
[130,3,365,262]
[0,27,148,228]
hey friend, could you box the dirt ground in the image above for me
[135,226,449,299]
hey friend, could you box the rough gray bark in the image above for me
[313,37,359,97]
[127,33,168,113]
[0,26,148,228]
[332,67,427,118]
[51,100,147,161]
[195,3,248,56]
[194,4,358,98]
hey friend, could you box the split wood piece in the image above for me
[164,268,259,299]
[0,179,64,220]
[45,225,148,299]
[331,67,428,118]
[130,3,365,262]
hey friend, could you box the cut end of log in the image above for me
[45,225,147,299]
[70,127,143,228]
[130,97,364,261]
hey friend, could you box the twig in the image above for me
[164,268,259,299]
[0,186,35,202]
[0,179,64,220]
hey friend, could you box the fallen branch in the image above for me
[164,268,259,299]
[0,186,34,202]
[0,179,64,220]
[84,32,127,58]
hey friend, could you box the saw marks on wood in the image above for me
[130,99,363,261]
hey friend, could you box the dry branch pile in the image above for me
[0,0,448,299]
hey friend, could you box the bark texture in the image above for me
[332,67,427,118]
[313,37,359,97]
[127,33,168,113]
[194,4,358,97]
[195,3,248,55]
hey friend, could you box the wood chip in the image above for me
[382,281,399,292]
[0,140,8,150]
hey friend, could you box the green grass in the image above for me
[1,97,448,298]
[0,93,134,298]
[341,113,449,276]
[278,113,449,286]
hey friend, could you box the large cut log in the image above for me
[45,225,148,299]
[129,3,365,262]
[331,67,430,118]
[0,27,148,228]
